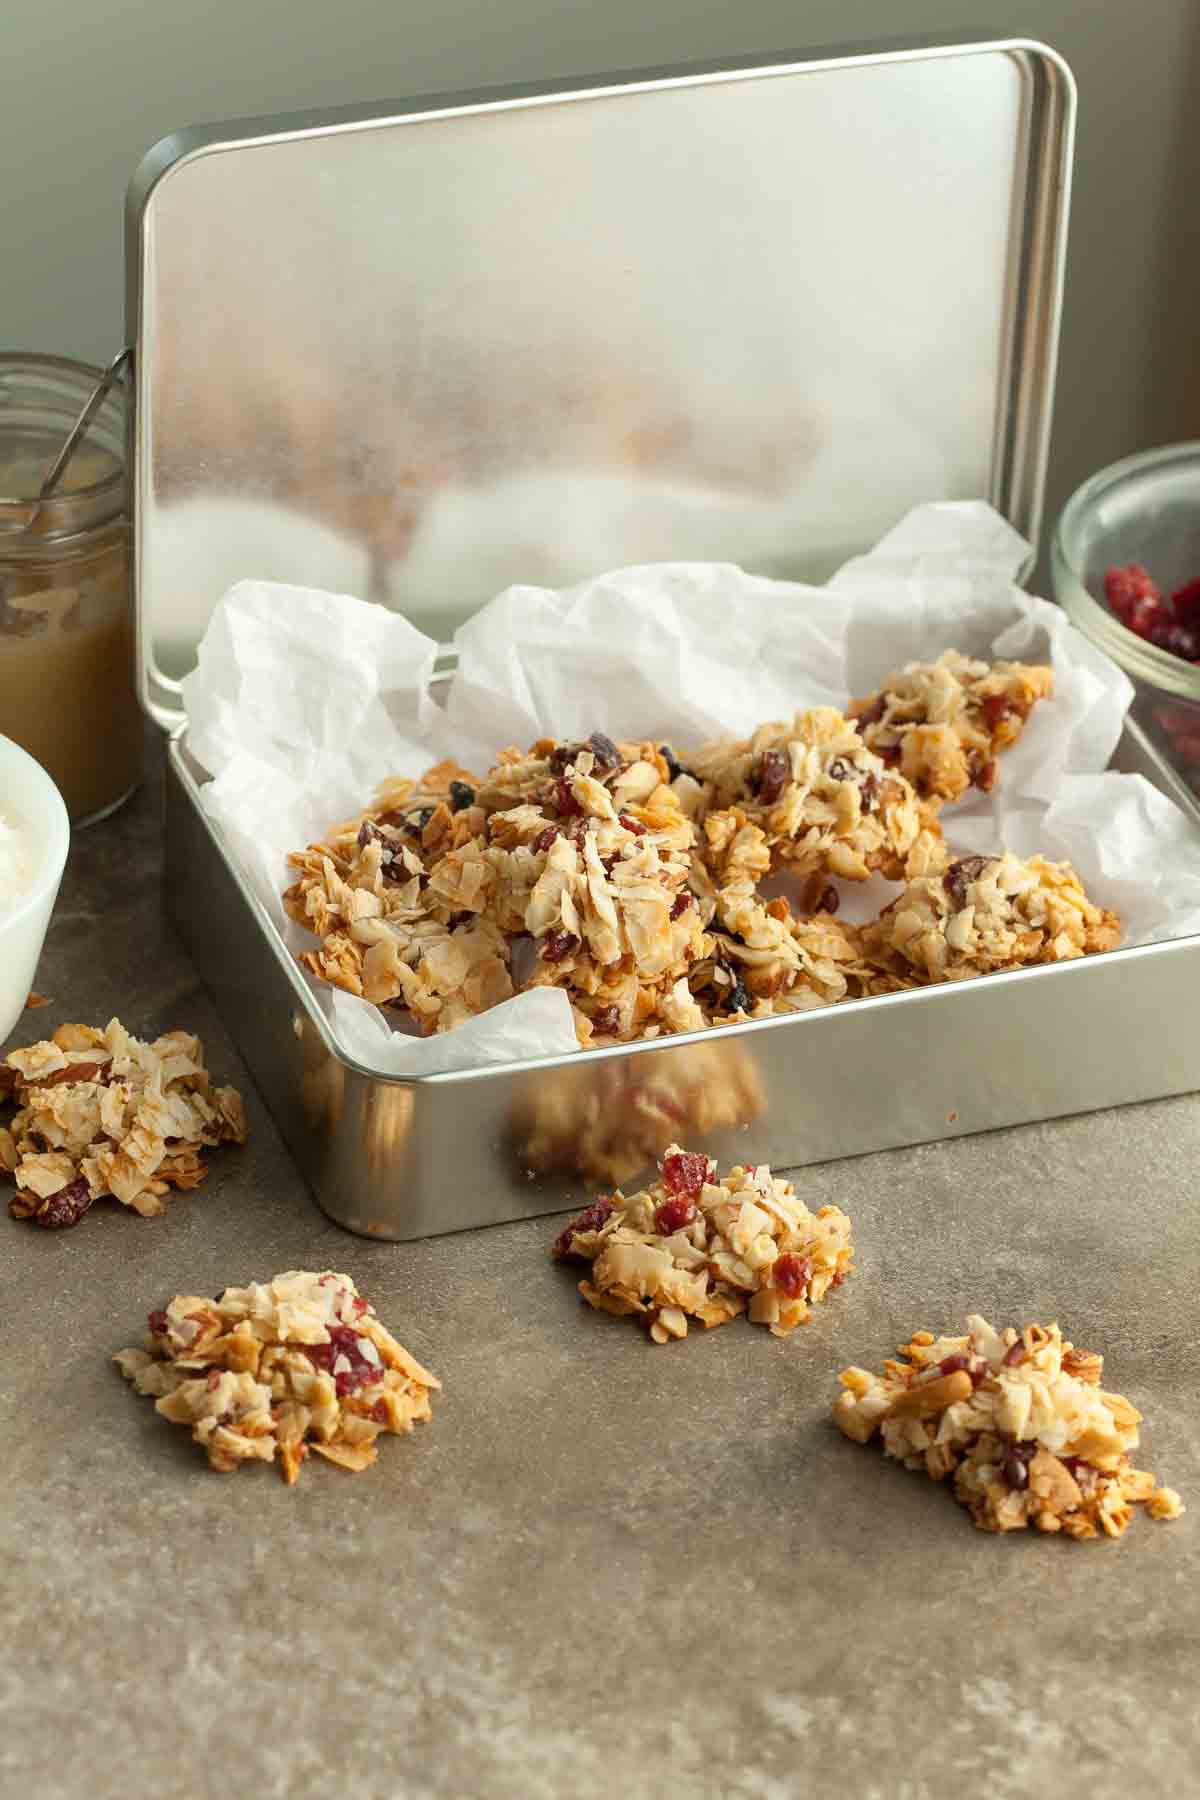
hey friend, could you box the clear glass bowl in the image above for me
[1052,441,1200,799]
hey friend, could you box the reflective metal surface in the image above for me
[166,715,1200,1242]
[129,40,1074,726]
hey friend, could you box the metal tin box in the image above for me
[129,41,1200,1239]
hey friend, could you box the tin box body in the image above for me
[128,40,1200,1238]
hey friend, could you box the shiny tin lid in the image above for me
[127,38,1075,727]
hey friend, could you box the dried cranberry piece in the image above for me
[754,749,789,805]
[540,929,579,964]
[670,892,693,920]
[943,855,994,908]
[590,1004,621,1036]
[588,732,622,771]
[1172,578,1200,626]
[553,777,583,818]
[534,825,560,853]
[938,1353,970,1376]
[981,694,1013,733]
[371,1399,389,1425]
[1105,562,1161,626]
[351,1295,369,1317]
[772,1253,812,1299]
[552,1194,614,1260]
[661,1150,710,1200]
[726,978,753,1015]
[1002,1340,1025,1367]
[148,1309,169,1337]
[1001,1439,1038,1491]
[654,1193,696,1235]
[859,772,881,813]
[33,1175,93,1229]
[972,758,998,792]
[813,884,839,915]
[618,813,646,836]
[877,744,902,768]
[448,780,476,812]
[1147,620,1200,661]
[659,744,698,784]
[306,1326,381,1397]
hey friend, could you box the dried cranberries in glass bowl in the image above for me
[1053,442,1200,801]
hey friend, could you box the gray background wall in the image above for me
[2,0,1196,566]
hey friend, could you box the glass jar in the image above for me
[1052,440,1200,807]
[0,353,142,824]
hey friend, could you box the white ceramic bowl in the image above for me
[0,734,70,1046]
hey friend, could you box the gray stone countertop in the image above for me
[3,739,1198,1800]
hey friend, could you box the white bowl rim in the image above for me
[0,733,71,929]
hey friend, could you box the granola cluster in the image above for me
[551,1145,853,1343]
[115,1270,439,1482]
[834,1315,1184,1537]
[1,1018,247,1228]
[860,851,1121,987]
[850,650,1055,802]
[281,655,1114,1047]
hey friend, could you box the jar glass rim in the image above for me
[0,351,127,514]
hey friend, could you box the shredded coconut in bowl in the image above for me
[0,809,36,911]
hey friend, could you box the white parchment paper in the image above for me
[182,501,1200,1075]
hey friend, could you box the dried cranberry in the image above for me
[590,1004,621,1036]
[772,1252,812,1299]
[943,855,993,908]
[662,1150,710,1199]
[654,1193,696,1235]
[938,1353,970,1376]
[618,813,646,836]
[813,884,839,915]
[754,749,789,805]
[877,744,902,767]
[307,1326,381,1397]
[972,758,998,792]
[371,1399,389,1425]
[351,1295,369,1317]
[1001,1439,1038,1491]
[659,744,698,784]
[1147,620,1200,661]
[33,1175,93,1229]
[588,732,621,771]
[670,892,693,920]
[859,772,881,813]
[552,1194,614,1260]
[1002,1341,1025,1367]
[726,978,753,1015]
[1105,562,1161,626]
[1172,578,1200,625]
[147,1309,169,1337]
[448,780,476,812]
[980,694,1013,733]
[534,826,560,853]
[540,929,579,963]
[553,777,582,818]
